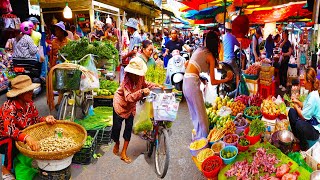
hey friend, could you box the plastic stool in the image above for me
[274,68,280,87]
[259,80,276,99]
[0,138,12,170]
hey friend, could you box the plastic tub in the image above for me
[262,111,278,120]
[237,137,250,152]
[243,73,259,80]
[244,127,261,145]
[201,156,222,179]
[244,107,262,121]
[220,146,238,165]
[189,138,208,156]
[223,134,239,147]
[211,141,225,156]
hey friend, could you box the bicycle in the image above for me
[139,91,181,178]
[55,54,96,121]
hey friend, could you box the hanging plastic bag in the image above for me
[239,74,249,96]
[80,54,99,92]
[133,101,153,134]
[14,154,38,180]
[153,93,180,121]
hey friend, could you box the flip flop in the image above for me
[120,156,132,164]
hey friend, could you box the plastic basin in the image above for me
[244,127,261,145]
[237,138,250,152]
[243,73,259,80]
[211,141,225,156]
[220,146,238,165]
[262,111,278,120]
[244,107,262,121]
[201,156,222,179]
[223,134,239,147]
[189,138,208,157]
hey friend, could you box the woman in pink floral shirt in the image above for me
[112,57,157,163]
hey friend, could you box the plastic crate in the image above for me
[55,69,82,90]
[93,97,113,107]
[72,130,99,165]
[259,71,273,81]
[97,126,112,145]
[37,165,71,180]
[304,141,320,171]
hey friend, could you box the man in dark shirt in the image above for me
[163,29,191,67]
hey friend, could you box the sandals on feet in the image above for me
[120,156,132,164]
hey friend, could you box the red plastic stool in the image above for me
[274,68,280,87]
[0,138,13,170]
[259,80,276,99]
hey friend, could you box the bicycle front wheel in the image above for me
[154,127,169,178]
[57,93,76,121]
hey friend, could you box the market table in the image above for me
[192,142,311,180]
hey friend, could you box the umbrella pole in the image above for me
[223,0,227,33]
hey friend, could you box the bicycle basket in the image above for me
[152,93,180,121]
[55,69,82,90]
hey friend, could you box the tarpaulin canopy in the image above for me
[185,6,225,20]
[248,3,312,24]
[180,0,232,11]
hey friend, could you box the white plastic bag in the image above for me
[153,93,180,121]
[80,72,99,92]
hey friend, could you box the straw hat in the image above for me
[124,57,147,76]
[7,75,40,98]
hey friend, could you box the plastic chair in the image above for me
[0,137,12,170]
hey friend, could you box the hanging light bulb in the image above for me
[63,2,72,19]
[106,15,112,24]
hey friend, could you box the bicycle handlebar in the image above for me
[58,53,98,64]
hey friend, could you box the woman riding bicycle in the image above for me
[183,30,233,139]
[112,57,159,164]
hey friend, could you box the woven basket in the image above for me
[16,121,87,160]
[259,71,273,80]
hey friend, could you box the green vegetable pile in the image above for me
[238,138,249,146]
[248,118,266,136]
[145,65,166,85]
[284,94,294,107]
[75,107,113,130]
[60,38,119,67]
[221,149,237,159]
[83,135,94,148]
[94,79,119,96]
[133,117,153,134]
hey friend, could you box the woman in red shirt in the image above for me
[112,57,158,163]
[0,75,56,172]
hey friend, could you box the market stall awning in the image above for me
[184,6,225,20]
[247,3,312,24]
[180,0,232,11]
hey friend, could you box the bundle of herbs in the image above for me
[145,65,166,85]
[248,118,266,136]
[60,38,119,67]
[75,106,113,130]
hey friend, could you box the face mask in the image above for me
[36,25,40,32]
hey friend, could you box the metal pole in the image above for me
[223,0,227,33]
[312,0,320,52]
[161,11,164,35]
[89,1,95,33]
[40,8,44,33]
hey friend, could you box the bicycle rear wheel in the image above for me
[57,93,76,121]
[154,127,169,178]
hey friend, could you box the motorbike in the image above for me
[12,58,43,96]
[216,49,248,98]
[166,52,186,95]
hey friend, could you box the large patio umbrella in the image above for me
[185,6,226,20]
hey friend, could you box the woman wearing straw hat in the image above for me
[50,21,70,67]
[0,75,56,171]
[112,57,159,163]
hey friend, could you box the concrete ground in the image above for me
[0,91,205,180]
